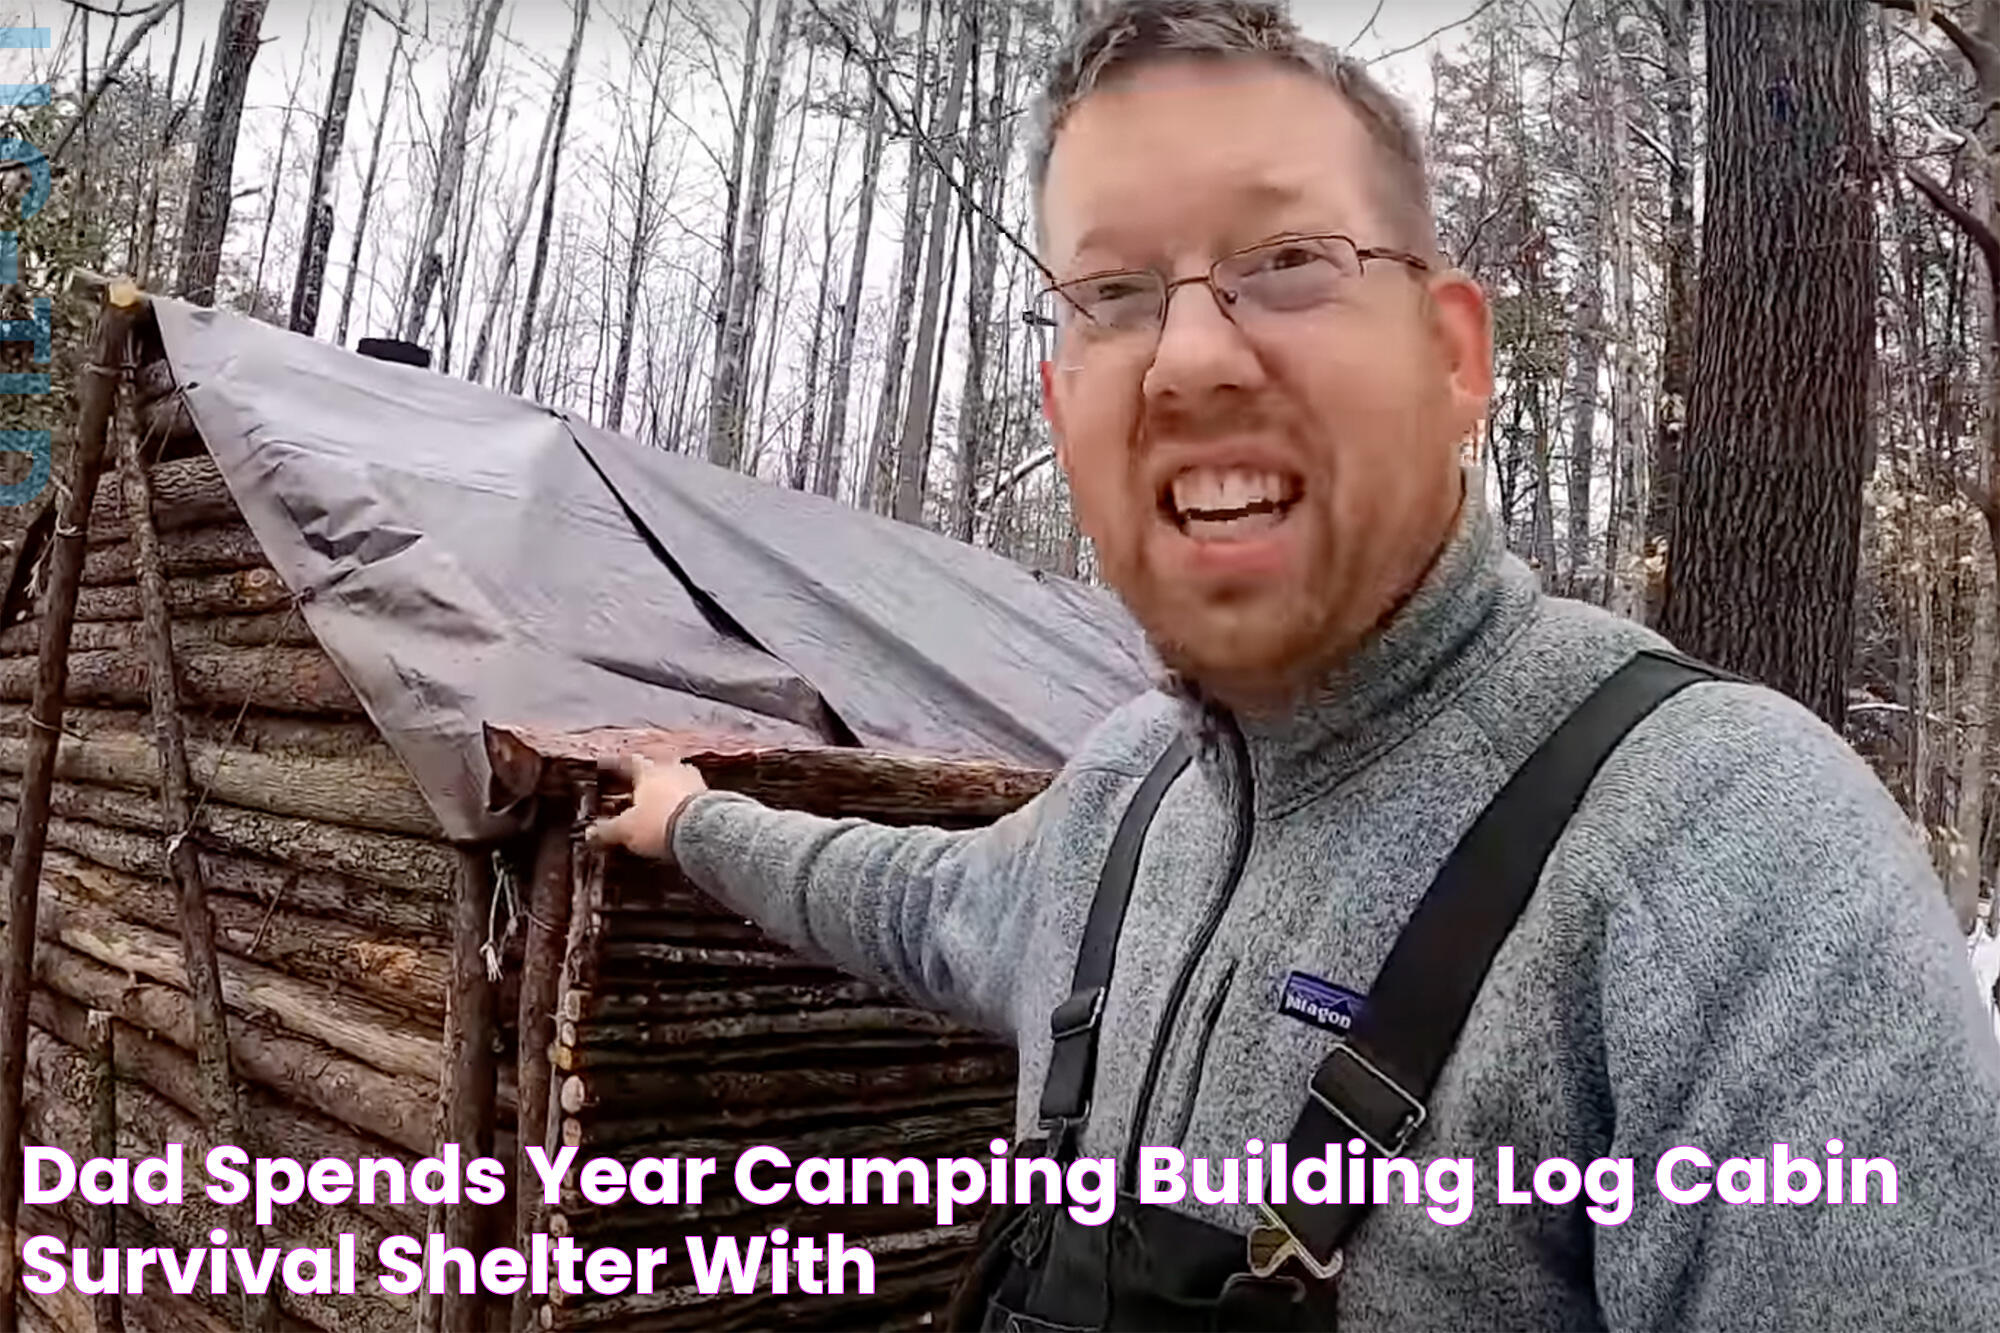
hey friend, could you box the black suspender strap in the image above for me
[1259,649,1722,1274]
[1038,734,1194,1160]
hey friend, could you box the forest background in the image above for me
[5,0,1999,958]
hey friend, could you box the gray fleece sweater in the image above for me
[670,484,2000,1331]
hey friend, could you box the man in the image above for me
[591,2,2000,1328]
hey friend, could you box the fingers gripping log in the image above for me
[113,361,275,1333]
[0,281,143,1328]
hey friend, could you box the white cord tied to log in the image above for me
[481,851,519,983]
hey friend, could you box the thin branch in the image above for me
[48,0,180,166]
[1346,0,1387,51]
[1625,117,1674,170]
[1871,0,1998,85]
[801,0,1055,285]
[1907,162,2000,280]
[1366,0,1504,67]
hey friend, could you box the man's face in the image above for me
[1039,58,1493,710]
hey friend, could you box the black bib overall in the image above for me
[945,651,1724,1333]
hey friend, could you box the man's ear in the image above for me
[1040,359,1072,472]
[1426,271,1495,434]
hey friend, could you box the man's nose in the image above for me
[1142,279,1267,406]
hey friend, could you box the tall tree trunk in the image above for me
[1529,380,1558,580]
[1605,26,1645,620]
[508,0,590,396]
[893,0,975,526]
[706,0,796,469]
[249,55,307,318]
[953,0,1015,542]
[608,0,674,433]
[796,51,853,492]
[289,0,368,335]
[1645,0,1696,624]
[750,38,820,467]
[472,0,586,386]
[1660,0,1875,729]
[334,1,411,348]
[819,0,895,499]
[136,0,188,286]
[174,0,270,305]
[701,0,768,457]
[402,0,508,345]
[865,0,936,513]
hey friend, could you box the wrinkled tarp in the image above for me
[150,301,1154,842]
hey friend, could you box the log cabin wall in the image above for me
[1,451,466,1333]
[3,445,1049,1332]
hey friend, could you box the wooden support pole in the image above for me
[443,847,499,1333]
[0,279,143,1328]
[114,339,273,1333]
[86,1009,119,1333]
[511,811,575,1333]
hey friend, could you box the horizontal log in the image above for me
[82,522,266,585]
[74,567,296,622]
[17,1204,314,1333]
[560,1052,1016,1118]
[557,979,890,1024]
[506,724,1050,823]
[0,724,438,836]
[554,1007,964,1069]
[1,808,445,937]
[0,702,390,759]
[0,609,319,656]
[87,455,238,544]
[559,1082,1014,1153]
[32,940,434,1154]
[0,775,455,894]
[37,891,440,1081]
[43,848,448,1020]
[21,1069,412,1333]
[30,988,427,1233]
[0,641,358,719]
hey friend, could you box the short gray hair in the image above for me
[1029,0,1439,259]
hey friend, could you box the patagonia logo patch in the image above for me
[1278,971,1365,1034]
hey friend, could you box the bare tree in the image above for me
[891,0,974,524]
[402,0,508,345]
[472,0,589,385]
[952,0,1015,540]
[508,0,592,395]
[707,0,798,469]
[607,0,683,433]
[864,0,936,513]
[816,0,896,498]
[289,0,369,336]
[175,0,270,305]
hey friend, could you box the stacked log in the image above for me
[529,768,1022,1333]
[3,453,458,1333]
[8,448,1044,1331]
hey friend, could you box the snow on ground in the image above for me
[1968,922,2000,1049]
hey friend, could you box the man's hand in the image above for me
[585,754,709,862]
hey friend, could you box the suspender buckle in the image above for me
[1247,1204,1344,1282]
[1049,985,1105,1040]
[1308,1041,1427,1158]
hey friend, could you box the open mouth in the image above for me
[1161,466,1303,540]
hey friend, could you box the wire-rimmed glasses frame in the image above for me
[1022,233,1430,360]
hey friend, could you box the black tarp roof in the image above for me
[151,301,1154,842]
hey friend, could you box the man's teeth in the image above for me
[1169,467,1297,520]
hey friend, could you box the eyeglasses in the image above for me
[1024,233,1429,361]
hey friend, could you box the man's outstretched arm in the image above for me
[587,754,1062,1036]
